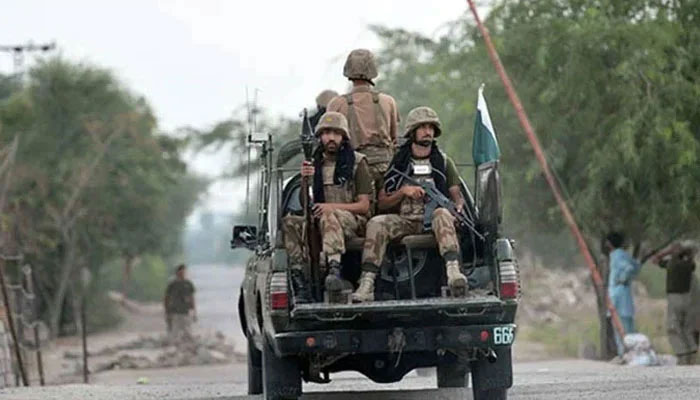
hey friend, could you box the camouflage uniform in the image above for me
[659,244,699,365]
[283,209,366,266]
[283,112,373,301]
[353,107,467,302]
[327,49,400,199]
[164,278,195,343]
[361,209,459,270]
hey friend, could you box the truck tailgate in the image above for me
[290,296,514,327]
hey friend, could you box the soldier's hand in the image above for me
[312,203,334,218]
[301,160,315,177]
[401,186,425,200]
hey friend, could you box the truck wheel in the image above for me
[473,388,507,400]
[247,337,262,395]
[262,334,302,399]
[436,362,468,387]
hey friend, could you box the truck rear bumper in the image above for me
[274,323,516,356]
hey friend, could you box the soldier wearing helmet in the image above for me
[309,89,339,131]
[327,49,400,201]
[282,112,374,303]
[352,106,468,303]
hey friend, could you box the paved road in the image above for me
[3,360,699,399]
[3,264,699,399]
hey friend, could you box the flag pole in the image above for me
[465,0,626,340]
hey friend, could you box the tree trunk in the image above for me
[48,229,77,337]
[121,254,134,300]
[594,256,616,359]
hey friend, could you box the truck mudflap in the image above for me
[273,323,516,356]
[471,346,513,390]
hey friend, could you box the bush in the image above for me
[98,254,171,302]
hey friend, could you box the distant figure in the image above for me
[604,232,640,357]
[651,241,699,365]
[164,264,197,342]
[309,89,339,131]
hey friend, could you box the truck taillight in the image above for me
[270,291,289,309]
[500,281,518,299]
[269,272,289,310]
[499,260,520,300]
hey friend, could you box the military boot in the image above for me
[290,268,312,304]
[351,271,376,303]
[325,260,345,303]
[446,260,468,297]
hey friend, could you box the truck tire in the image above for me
[473,388,507,400]
[247,337,262,395]
[436,361,468,387]
[262,334,302,399]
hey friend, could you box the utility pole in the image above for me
[0,41,56,79]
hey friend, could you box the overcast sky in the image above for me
[2,0,483,213]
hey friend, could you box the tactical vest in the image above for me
[399,158,434,221]
[322,152,367,206]
[344,91,393,166]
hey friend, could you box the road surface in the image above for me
[3,264,699,399]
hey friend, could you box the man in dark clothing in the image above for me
[652,241,698,365]
[164,264,196,342]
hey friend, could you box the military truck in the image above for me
[233,133,520,400]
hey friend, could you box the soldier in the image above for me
[327,49,400,197]
[282,112,373,303]
[164,264,197,343]
[309,89,339,131]
[651,241,699,365]
[352,106,468,303]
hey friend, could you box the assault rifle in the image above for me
[300,108,322,300]
[388,167,485,241]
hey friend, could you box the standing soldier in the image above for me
[164,264,197,343]
[352,106,468,303]
[327,49,400,198]
[309,89,339,131]
[651,241,698,365]
[283,112,373,303]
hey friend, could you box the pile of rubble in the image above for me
[64,331,243,373]
[517,261,598,325]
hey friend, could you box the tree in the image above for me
[371,0,700,357]
[0,58,206,335]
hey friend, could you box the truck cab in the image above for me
[234,137,520,400]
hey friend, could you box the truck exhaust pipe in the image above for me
[486,348,498,363]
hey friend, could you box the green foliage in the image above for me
[0,58,206,334]
[98,255,170,302]
[522,313,599,357]
[371,0,700,264]
[637,263,668,298]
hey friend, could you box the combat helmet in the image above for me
[316,89,339,109]
[314,111,349,138]
[404,106,442,138]
[343,49,378,84]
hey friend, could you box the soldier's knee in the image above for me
[433,208,453,221]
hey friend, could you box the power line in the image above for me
[0,41,56,78]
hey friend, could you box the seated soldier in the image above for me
[282,112,373,303]
[352,106,468,303]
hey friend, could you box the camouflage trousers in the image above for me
[283,209,366,265]
[361,208,460,271]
